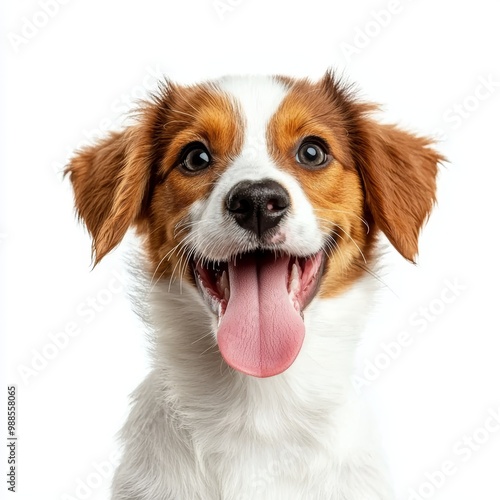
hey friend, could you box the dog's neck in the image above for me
[135,267,377,439]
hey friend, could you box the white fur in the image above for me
[112,275,393,500]
[111,76,394,500]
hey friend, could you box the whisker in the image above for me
[327,231,349,271]
[316,217,367,265]
[354,261,398,297]
[316,208,370,234]
[199,341,219,357]
[332,223,367,264]
[320,220,396,295]
[191,329,215,345]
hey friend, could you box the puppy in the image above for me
[66,71,442,500]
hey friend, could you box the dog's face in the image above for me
[66,72,441,378]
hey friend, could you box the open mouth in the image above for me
[192,250,325,378]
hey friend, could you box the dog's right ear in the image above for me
[65,126,151,265]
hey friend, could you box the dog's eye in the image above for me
[180,143,212,173]
[296,139,330,169]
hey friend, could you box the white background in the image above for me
[1,0,499,499]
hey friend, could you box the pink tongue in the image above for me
[217,253,305,378]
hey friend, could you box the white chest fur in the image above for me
[111,272,393,500]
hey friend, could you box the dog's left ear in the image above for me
[356,119,443,262]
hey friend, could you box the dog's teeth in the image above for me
[289,262,300,295]
[220,270,229,292]
[295,258,303,278]
[217,302,223,326]
[224,287,230,302]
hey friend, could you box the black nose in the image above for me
[226,179,290,237]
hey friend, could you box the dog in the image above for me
[66,71,442,500]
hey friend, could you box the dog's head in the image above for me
[66,72,442,378]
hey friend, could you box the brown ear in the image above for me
[357,121,443,262]
[65,126,150,264]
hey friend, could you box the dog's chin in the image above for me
[191,249,325,378]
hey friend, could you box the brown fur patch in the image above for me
[268,72,443,298]
[143,82,244,281]
[66,81,244,276]
[267,76,372,298]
